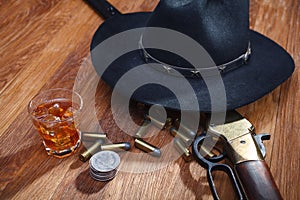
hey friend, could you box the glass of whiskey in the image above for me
[28,88,83,158]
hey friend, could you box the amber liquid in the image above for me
[31,98,81,155]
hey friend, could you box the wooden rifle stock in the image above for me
[207,112,283,199]
[235,160,282,200]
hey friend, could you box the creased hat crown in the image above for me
[143,0,250,67]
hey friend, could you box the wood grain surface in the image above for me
[0,0,299,199]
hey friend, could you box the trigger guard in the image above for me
[207,151,225,162]
[193,133,225,164]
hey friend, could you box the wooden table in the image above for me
[0,0,299,199]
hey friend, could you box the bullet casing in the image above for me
[146,114,172,130]
[79,140,103,162]
[173,138,193,162]
[170,127,194,145]
[174,119,197,138]
[81,132,107,142]
[134,119,151,138]
[178,124,197,138]
[101,142,131,151]
[80,141,130,162]
[134,138,161,157]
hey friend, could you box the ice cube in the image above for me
[61,107,74,120]
[32,107,48,119]
[49,131,55,137]
[43,114,61,122]
[48,104,64,117]
[53,103,59,108]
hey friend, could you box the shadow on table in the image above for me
[75,168,108,194]
[177,158,212,200]
[178,158,241,200]
[0,141,110,199]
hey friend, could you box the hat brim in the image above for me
[91,12,295,112]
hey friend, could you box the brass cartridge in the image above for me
[81,132,107,142]
[134,138,161,157]
[79,140,104,162]
[101,142,131,151]
[178,124,197,138]
[134,119,151,138]
[174,119,197,138]
[79,141,130,162]
[170,127,193,145]
[146,114,172,130]
[173,138,193,162]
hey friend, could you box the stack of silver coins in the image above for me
[89,150,120,181]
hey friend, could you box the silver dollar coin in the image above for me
[90,150,120,172]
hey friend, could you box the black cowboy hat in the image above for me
[90,0,294,112]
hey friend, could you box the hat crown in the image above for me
[143,0,250,66]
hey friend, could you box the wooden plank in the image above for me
[0,0,101,135]
[0,0,299,199]
[239,0,300,198]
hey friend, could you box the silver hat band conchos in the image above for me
[139,39,251,78]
